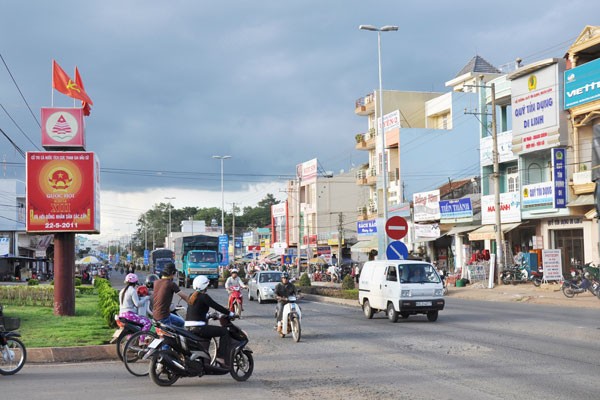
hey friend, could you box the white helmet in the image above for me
[193,275,210,291]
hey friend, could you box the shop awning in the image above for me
[445,225,480,236]
[567,194,595,207]
[413,236,439,243]
[468,223,521,241]
[350,237,378,253]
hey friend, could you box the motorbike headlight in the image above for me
[401,289,411,297]
[434,289,444,296]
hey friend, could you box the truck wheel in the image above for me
[387,302,398,323]
[427,310,438,322]
[362,299,374,319]
[184,276,190,289]
[212,280,218,289]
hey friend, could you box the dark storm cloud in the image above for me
[0,0,594,194]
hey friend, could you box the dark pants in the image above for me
[189,325,231,360]
[276,301,285,322]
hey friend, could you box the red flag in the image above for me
[75,66,92,116]
[52,60,93,106]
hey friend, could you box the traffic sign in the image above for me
[386,240,408,260]
[385,216,408,240]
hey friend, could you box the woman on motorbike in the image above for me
[118,273,152,332]
[225,269,247,311]
[185,275,235,367]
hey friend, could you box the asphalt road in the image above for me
[3,273,599,399]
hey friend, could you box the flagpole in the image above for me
[51,61,54,107]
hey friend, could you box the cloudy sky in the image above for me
[0,1,595,239]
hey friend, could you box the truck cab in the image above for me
[179,250,220,289]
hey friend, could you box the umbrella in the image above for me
[76,255,101,265]
[309,257,327,265]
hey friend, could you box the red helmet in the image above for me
[136,285,149,297]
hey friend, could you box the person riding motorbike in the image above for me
[118,273,152,332]
[274,272,297,334]
[185,275,235,367]
[225,269,247,311]
[152,262,188,327]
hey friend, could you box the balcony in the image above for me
[366,167,378,186]
[355,93,375,116]
[357,206,369,221]
[570,170,595,195]
[355,169,368,185]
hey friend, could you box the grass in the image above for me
[2,293,114,348]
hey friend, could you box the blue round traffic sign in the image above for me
[386,240,409,260]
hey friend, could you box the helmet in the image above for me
[137,285,149,297]
[230,269,238,274]
[145,274,159,289]
[584,272,591,279]
[193,275,210,291]
[162,262,177,277]
[124,273,138,284]
[281,272,289,279]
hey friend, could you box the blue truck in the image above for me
[174,234,222,288]
[150,248,175,276]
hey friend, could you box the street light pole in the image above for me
[212,155,232,235]
[164,197,176,249]
[360,24,398,253]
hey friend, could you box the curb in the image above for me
[28,344,117,364]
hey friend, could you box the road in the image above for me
[3,274,599,399]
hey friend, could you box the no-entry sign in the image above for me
[385,216,408,240]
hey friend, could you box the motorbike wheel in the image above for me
[501,274,512,285]
[362,299,374,319]
[123,330,159,377]
[291,315,301,342]
[0,337,27,375]
[562,286,576,298]
[115,330,129,361]
[233,302,242,318]
[532,277,542,287]
[149,350,180,386]
[230,349,254,382]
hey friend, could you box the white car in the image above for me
[247,271,283,304]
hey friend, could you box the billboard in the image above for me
[26,151,100,233]
[481,192,521,224]
[439,198,473,223]
[564,57,600,109]
[511,62,566,154]
[413,190,440,222]
[41,108,85,149]
[296,158,318,184]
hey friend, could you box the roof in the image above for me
[438,178,473,198]
[455,55,501,77]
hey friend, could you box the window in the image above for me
[386,266,397,282]
[506,166,519,193]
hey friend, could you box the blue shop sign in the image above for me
[439,198,473,220]
[357,219,377,235]
[564,58,600,109]
[553,148,567,208]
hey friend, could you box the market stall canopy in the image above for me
[350,237,378,253]
[468,223,521,241]
[76,255,100,265]
[445,225,479,236]
[309,257,327,265]
[567,194,595,207]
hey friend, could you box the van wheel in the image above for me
[362,300,374,319]
[427,310,438,322]
[387,303,398,323]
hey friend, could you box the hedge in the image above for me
[0,285,54,307]
[95,278,119,328]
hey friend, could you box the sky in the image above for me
[0,1,596,241]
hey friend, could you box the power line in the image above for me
[0,52,41,129]
[0,104,41,151]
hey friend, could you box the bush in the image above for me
[222,268,231,280]
[0,285,54,307]
[27,279,40,286]
[74,277,82,286]
[298,273,311,287]
[95,278,119,328]
[76,286,96,295]
[342,275,355,290]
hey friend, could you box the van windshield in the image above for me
[399,264,441,284]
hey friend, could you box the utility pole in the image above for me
[337,212,344,267]
[491,82,504,284]
[297,175,302,278]
[228,202,239,258]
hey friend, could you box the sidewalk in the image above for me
[27,281,599,364]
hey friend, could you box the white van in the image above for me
[358,260,445,322]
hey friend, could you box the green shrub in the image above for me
[298,272,311,287]
[342,275,355,290]
[0,285,54,307]
[27,279,40,286]
[75,286,96,295]
[74,277,82,286]
[95,278,119,327]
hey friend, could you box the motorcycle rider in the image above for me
[118,273,152,332]
[185,275,235,368]
[225,269,247,311]
[152,262,188,327]
[274,272,297,333]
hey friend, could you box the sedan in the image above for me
[247,271,282,304]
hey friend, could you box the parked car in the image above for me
[247,270,283,304]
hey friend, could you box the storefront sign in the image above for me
[26,151,100,233]
[552,148,567,208]
[357,219,377,235]
[439,198,473,223]
[542,249,563,281]
[522,182,554,210]
[0,237,9,256]
[296,158,318,184]
[511,62,563,154]
[271,202,287,217]
[547,218,583,226]
[564,57,600,109]
[481,192,521,224]
[480,131,516,166]
[413,223,440,239]
[413,190,440,222]
[378,110,400,147]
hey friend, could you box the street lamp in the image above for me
[164,197,176,249]
[212,155,232,235]
[359,24,398,252]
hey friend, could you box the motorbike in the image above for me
[561,275,600,298]
[278,295,302,342]
[112,315,146,361]
[501,265,528,285]
[529,268,544,287]
[228,286,244,317]
[146,313,253,386]
[0,315,26,375]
